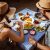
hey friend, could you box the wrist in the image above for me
[20,29,23,32]
[20,28,23,30]
[33,41,37,47]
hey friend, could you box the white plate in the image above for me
[24,30,28,34]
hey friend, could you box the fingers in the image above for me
[17,21,23,31]
[18,21,23,28]
[29,36,36,42]
[29,35,33,42]
[28,35,36,45]
[29,35,33,39]
[18,21,23,25]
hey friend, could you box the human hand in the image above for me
[29,36,36,45]
[17,21,23,31]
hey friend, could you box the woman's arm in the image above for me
[9,28,24,42]
[8,21,24,42]
[29,36,50,50]
[0,22,24,42]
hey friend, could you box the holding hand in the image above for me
[29,36,36,45]
[17,21,23,31]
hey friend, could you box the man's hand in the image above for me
[29,36,36,45]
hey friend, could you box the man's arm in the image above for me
[29,36,50,50]
[37,42,50,50]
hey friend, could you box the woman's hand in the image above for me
[17,21,23,31]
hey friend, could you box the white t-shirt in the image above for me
[45,20,50,47]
